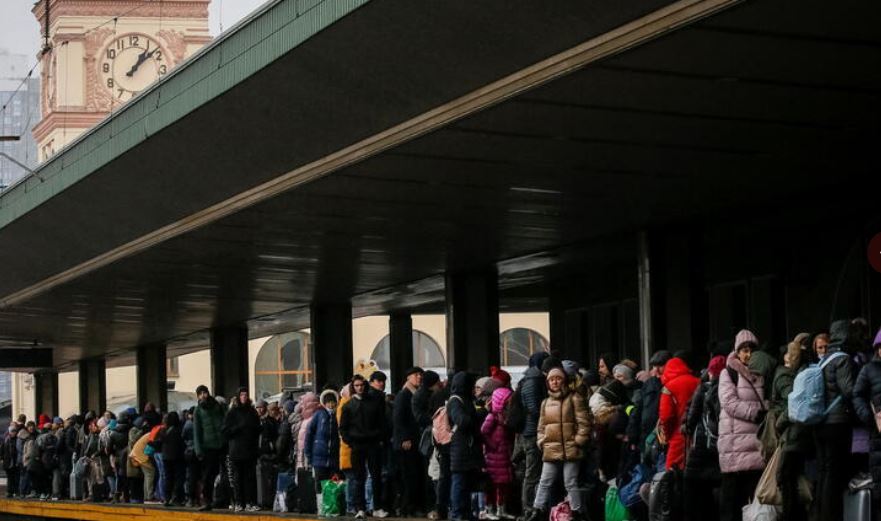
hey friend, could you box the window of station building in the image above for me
[499,328,549,366]
[254,331,312,399]
[166,357,180,378]
[371,330,446,370]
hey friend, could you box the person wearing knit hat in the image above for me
[307,388,342,513]
[192,383,225,510]
[540,356,563,375]
[224,385,261,511]
[561,360,580,378]
[682,354,725,519]
[524,366,590,521]
[490,366,512,388]
[393,365,426,516]
[612,364,634,385]
[707,355,727,379]
[475,376,493,398]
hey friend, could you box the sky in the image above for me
[0,0,269,69]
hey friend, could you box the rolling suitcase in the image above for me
[295,467,317,513]
[844,489,871,521]
[69,473,84,500]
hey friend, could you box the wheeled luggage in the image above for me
[844,488,871,521]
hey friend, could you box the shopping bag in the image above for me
[618,463,650,508]
[742,496,779,521]
[320,477,347,516]
[549,499,572,521]
[757,409,779,461]
[756,446,783,505]
[274,471,293,512]
[605,486,632,521]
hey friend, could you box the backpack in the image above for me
[788,351,847,425]
[503,380,528,433]
[40,434,59,469]
[432,395,463,445]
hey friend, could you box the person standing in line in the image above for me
[152,411,185,507]
[812,320,857,521]
[340,374,389,519]
[518,351,550,514]
[717,330,767,521]
[772,341,810,521]
[369,371,394,516]
[305,389,340,513]
[658,353,700,471]
[480,385,515,520]
[393,367,425,516]
[852,327,881,521]
[222,387,261,512]
[2,424,20,498]
[683,355,725,521]
[625,351,672,456]
[447,372,484,521]
[524,367,591,521]
[192,385,225,511]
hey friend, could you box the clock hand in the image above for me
[126,46,160,77]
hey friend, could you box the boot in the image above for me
[316,494,323,515]
[498,504,516,520]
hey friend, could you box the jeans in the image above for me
[450,471,475,520]
[533,461,582,513]
[813,423,852,521]
[520,436,542,509]
[435,447,451,515]
[154,454,165,501]
[19,468,31,495]
[5,467,19,497]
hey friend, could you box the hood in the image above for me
[489,387,513,413]
[661,357,692,385]
[829,319,849,351]
[450,371,477,398]
[528,351,550,368]
[421,370,440,389]
[734,329,759,350]
[319,389,340,406]
[297,392,320,420]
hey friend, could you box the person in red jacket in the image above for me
[659,354,700,470]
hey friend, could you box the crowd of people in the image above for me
[1,317,880,521]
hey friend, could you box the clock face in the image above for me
[99,33,168,101]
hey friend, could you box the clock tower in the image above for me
[31,0,211,162]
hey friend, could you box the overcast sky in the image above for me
[0,0,269,67]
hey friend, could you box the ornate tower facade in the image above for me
[31,0,211,162]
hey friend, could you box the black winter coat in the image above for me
[258,416,279,460]
[854,359,881,494]
[412,386,433,430]
[519,366,546,438]
[684,379,720,481]
[823,349,857,424]
[447,372,484,473]
[155,425,185,462]
[340,389,387,448]
[222,402,261,462]
[626,376,662,448]
[393,387,419,448]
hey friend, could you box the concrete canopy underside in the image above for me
[0,0,878,369]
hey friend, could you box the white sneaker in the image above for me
[355,510,367,520]
[372,509,390,518]
[246,504,261,512]
[485,508,500,521]
[234,504,244,512]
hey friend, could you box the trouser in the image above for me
[227,457,256,507]
[719,470,761,521]
[5,467,19,497]
[51,467,63,498]
[396,448,425,514]
[18,467,31,495]
[780,451,807,521]
[28,468,48,496]
[163,459,185,503]
[58,458,71,498]
[520,436,541,510]
[200,449,222,505]
[683,475,719,521]
[128,475,144,502]
[154,454,165,501]
[532,461,582,513]
[436,447,451,515]
[485,483,510,508]
[115,468,128,501]
[142,463,156,500]
[450,471,477,521]
[186,457,201,502]
[813,422,851,521]
[352,444,384,512]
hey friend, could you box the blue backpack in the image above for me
[788,351,847,424]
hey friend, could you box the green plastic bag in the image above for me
[320,478,347,516]
[605,486,631,521]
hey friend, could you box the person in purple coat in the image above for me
[480,387,515,520]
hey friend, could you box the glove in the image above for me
[755,409,767,425]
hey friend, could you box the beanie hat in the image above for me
[734,329,759,351]
[529,351,550,368]
[475,376,492,392]
[707,355,727,378]
[369,371,388,382]
[541,356,563,374]
[612,364,634,383]
[489,366,511,387]
[829,320,849,351]
[649,350,672,368]
[422,370,440,389]
[38,414,51,428]
[546,367,566,382]
[404,367,424,378]
[52,417,63,425]
[561,360,580,377]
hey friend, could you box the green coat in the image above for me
[771,366,811,453]
[750,350,778,400]
[193,397,225,455]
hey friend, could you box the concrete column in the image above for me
[445,270,500,373]
[78,358,106,415]
[136,343,168,414]
[311,303,353,391]
[388,312,414,392]
[637,231,654,368]
[33,371,59,418]
[210,325,249,400]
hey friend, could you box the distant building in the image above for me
[0,50,40,189]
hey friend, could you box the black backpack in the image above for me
[41,434,59,470]
[503,380,527,433]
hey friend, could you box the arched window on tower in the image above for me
[370,330,446,377]
[254,331,312,399]
[499,328,549,366]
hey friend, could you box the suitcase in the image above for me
[256,462,277,508]
[69,473,84,500]
[844,489,871,521]
[295,467,317,513]
[648,469,682,521]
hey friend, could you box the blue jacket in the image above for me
[305,408,339,470]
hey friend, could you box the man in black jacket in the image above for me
[222,387,261,513]
[393,366,424,516]
[341,374,389,519]
[518,351,549,510]
[625,350,671,453]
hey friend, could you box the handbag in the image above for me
[755,447,812,505]
[757,409,779,462]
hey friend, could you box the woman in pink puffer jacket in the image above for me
[295,392,320,469]
[717,329,767,521]
[481,386,515,520]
